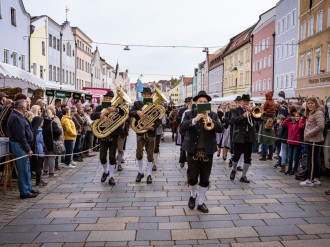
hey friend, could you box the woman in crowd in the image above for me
[30,105,41,118]
[300,97,325,186]
[61,107,77,168]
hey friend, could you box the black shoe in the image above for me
[101,172,109,182]
[188,196,196,209]
[147,175,152,184]
[117,164,122,171]
[152,165,157,171]
[108,177,116,186]
[237,167,243,171]
[20,192,38,199]
[273,163,279,168]
[230,170,236,180]
[136,172,144,182]
[239,176,250,183]
[121,159,125,164]
[285,170,291,175]
[180,163,184,168]
[29,189,40,194]
[197,203,209,213]
[267,155,273,160]
[259,156,267,161]
[229,159,233,168]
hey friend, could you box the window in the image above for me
[286,14,290,30]
[301,21,306,40]
[42,41,45,56]
[299,56,304,77]
[12,52,17,66]
[276,76,279,89]
[263,79,266,90]
[268,78,271,90]
[292,10,296,26]
[49,65,52,81]
[290,73,294,87]
[32,63,37,75]
[66,70,68,83]
[252,82,255,92]
[3,49,9,63]
[62,69,64,82]
[281,75,284,88]
[57,67,59,81]
[53,66,56,81]
[69,72,72,84]
[264,57,267,68]
[73,73,75,84]
[306,53,312,76]
[277,21,281,35]
[40,66,44,79]
[82,59,84,71]
[21,54,25,70]
[259,80,261,91]
[268,55,272,67]
[63,44,65,52]
[317,11,323,32]
[256,61,259,71]
[49,34,52,47]
[11,8,16,26]
[57,39,60,51]
[252,62,255,72]
[314,49,321,75]
[308,16,314,37]
[285,74,289,88]
[276,47,280,61]
[266,37,270,49]
[53,37,56,49]
[281,18,285,33]
[260,59,262,70]
[262,39,265,50]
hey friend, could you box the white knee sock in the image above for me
[109,164,115,178]
[138,160,143,173]
[153,153,158,165]
[242,163,251,177]
[147,162,153,176]
[198,186,208,205]
[102,164,109,173]
[190,185,197,197]
[237,154,244,168]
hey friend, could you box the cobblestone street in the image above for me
[1,132,330,247]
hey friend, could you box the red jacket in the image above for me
[282,117,305,145]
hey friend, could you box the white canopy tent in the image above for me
[0,62,45,90]
[211,94,240,104]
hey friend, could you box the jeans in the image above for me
[287,144,301,172]
[276,142,282,165]
[73,135,82,156]
[261,144,274,157]
[83,131,93,152]
[9,142,33,196]
[281,143,288,167]
[64,140,75,165]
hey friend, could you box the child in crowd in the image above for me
[263,91,276,117]
[282,112,305,175]
[274,114,285,168]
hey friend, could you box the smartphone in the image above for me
[102,102,111,109]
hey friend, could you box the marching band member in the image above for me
[229,94,256,183]
[130,87,162,184]
[181,91,223,213]
[91,90,125,186]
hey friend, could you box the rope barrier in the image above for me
[0,144,100,166]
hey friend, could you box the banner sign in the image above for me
[46,90,55,97]
[55,90,66,99]
[73,93,81,99]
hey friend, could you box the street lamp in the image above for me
[124,45,130,51]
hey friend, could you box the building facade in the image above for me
[222,25,255,96]
[296,0,330,101]
[168,83,180,105]
[91,47,102,88]
[274,0,299,99]
[208,49,224,99]
[0,0,30,72]
[72,27,93,90]
[251,7,276,97]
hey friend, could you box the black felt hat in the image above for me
[241,94,251,101]
[184,97,192,103]
[141,87,152,94]
[103,90,114,97]
[234,96,242,102]
[192,91,212,102]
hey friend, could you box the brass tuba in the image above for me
[92,87,132,139]
[251,106,263,118]
[131,87,169,134]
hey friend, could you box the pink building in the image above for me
[251,7,276,97]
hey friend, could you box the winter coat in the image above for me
[282,117,305,145]
[263,91,276,117]
[304,108,325,143]
[43,118,62,152]
[61,115,77,141]
[53,116,64,142]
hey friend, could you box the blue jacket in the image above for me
[35,127,44,156]
[7,110,33,153]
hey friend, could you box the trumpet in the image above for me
[243,105,254,127]
[203,111,214,131]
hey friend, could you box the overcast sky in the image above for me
[24,0,278,84]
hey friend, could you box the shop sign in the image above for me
[55,90,66,99]
[65,92,72,98]
[309,76,330,84]
[85,94,92,100]
[73,92,81,99]
[45,90,55,97]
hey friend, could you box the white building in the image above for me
[208,50,224,99]
[91,47,102,88]
[0,0,30,72]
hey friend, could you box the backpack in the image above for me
[295,154,308,181]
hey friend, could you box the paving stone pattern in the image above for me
[1,132,330,246]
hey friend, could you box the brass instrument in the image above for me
[251,106,263,118]
[131,87,169,134]
[203,112,214,131]
[92,87,132,139]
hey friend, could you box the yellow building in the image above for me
[168,83,180,105]
[222,25,255,97]
[296,0,330,101]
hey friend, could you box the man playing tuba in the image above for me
[181,91,223,213]
[91,90,125,186]
[129,87,162,184]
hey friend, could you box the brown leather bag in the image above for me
[264,118,274,130]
